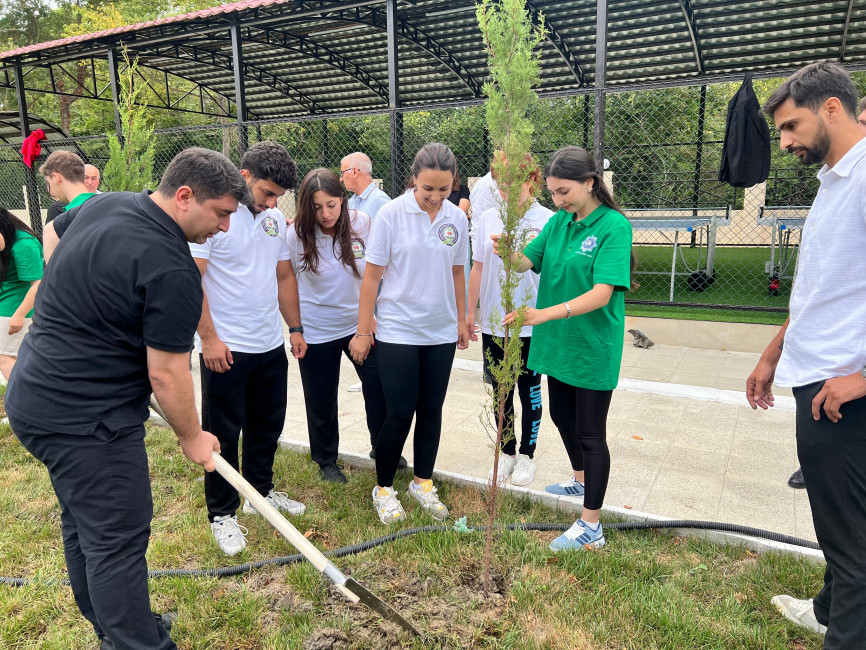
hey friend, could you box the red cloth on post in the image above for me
[21,129,46,168]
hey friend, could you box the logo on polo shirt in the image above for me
[438,223,458,247]
[261,217,280,237]
[581,235,598,253]
[526,227,542,242]
[351,237,366,259]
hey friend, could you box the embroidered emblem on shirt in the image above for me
[526,227,542,243]
[580,235,598,253]
[438,223,458,246]
[261,216,280,237]
[351,237,366,259]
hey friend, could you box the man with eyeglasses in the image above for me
[339,152,391,219]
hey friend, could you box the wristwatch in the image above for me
[289,326,304,334]
[861,365,866,382]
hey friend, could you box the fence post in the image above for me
[231,22,248,158]
[593,0,608,172]
[106,46,125,144]
[14,65,42,236]
[387,0,402,196]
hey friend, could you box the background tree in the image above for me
[103,46,155,191]
[476,0,544,594]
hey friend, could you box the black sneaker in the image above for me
[319,462,347,483]
[369,448,408,468]
[788,467,805,489]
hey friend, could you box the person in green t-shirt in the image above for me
[39,150,96,223]
[0,208,44,380]
[493,146,633,552]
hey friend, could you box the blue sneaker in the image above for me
[550,519,605,551]
[544,477,585,497]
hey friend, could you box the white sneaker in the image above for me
[347,382,363,392]
[771,595,827,636]
[242,489,306,516]
[488,454,517,487]
[409,480,449,520]
[372,485,406,524]
[210,515,248,556]
[511,454,536,486]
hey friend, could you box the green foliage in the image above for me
[476,0,544,591]
[103,46,155,192]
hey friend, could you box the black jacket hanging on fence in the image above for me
[719,73,770,188]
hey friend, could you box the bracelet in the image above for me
[564,302,571,319]
[355,332,373,338]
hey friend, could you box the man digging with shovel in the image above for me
[5,147,250,649]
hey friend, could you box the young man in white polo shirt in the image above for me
[191,141,307,556]
[747,62,866,647]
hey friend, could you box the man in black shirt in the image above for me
[5,147,251,650]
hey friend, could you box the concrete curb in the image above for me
[276,435,823,563]
[453,357,797,412]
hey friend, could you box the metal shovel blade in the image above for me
[342,576,421,636]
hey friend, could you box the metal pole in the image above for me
[690,84,707,247]
[106,46,125,142]
[593,0,608,172]
[14,65,42,236]
[231,23,248,157]
[386,0,402,195]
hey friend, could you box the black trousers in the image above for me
[297,333,386,466]
[201,345,288,521]
[11,418,175,650]
[374,341,456,487]
[482,333,542,457]
[547,376,613,511]
[794,381,866,649]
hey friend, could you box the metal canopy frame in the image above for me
[4,0,863,122]
[3,0,866,229]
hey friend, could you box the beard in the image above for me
[787,120,831,165]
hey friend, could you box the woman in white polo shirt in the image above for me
[467,153,553,487]
[288,168,387,484]
[349,143,470,525]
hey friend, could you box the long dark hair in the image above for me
[294,168,360,279]
[0,208,42,284]
[544,146,622,212]
[544,146,638,289]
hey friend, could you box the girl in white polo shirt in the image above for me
[349,143,469,525]
[467,153,553,487]
[288,168,387,484]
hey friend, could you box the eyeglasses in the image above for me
[339,168,356,177]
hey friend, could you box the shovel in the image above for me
[148,398,421,637]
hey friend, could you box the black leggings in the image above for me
[374,340,456,487]
[547,376,612,511]
[482,333,542,457]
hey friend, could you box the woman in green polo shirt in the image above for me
[0,208,44,381]
[494,146,632,552]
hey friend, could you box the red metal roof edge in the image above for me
[0,0,290,60]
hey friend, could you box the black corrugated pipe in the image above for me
[0,520,820,587]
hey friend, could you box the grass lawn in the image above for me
[630,245,793,322]
[0,422,824,649]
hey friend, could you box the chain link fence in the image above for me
[1,80,823,316]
